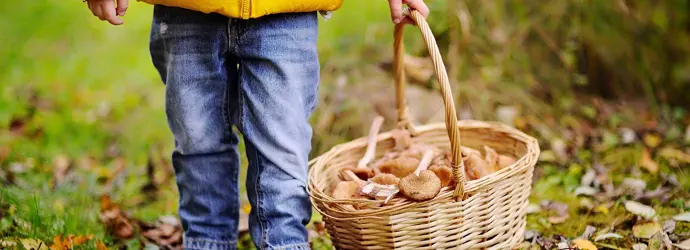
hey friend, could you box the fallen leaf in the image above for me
[580,198,595,210]
[658,147,690,164]
[663,220,676,233]
[581,169,596,187]
[581,225,597,239]
[633,221,661,239]
[618,127,637,144]
[96,240,107,250]
[648,233,662,250]
[527,203,541,214]
[572,239,597,250]
[675,213,690,222]
[98,195,135,240]
[632,243,648,250]
[593,204,609,214]
[0,239,17,248]
[661,232,673,249]
[20,238,45,250]
[675,238,690,250]
[140,216,183,249]
[541,201,569,224]
[625,201,656,219]
[639,149,659,174]
[574,186,597,196]
[551,139,568,162]
[593,233,623,241]
[50,235,94,250]
[538,150,558,162]
[524,230,539,241]
[621,178,647,191]
[643,133,661,148]
[548,215,569,224]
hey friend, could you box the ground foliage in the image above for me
[1,0,690,249]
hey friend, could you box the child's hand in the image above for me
[86,0,128,25]
[388,0,429,25]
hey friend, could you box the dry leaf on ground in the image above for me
[20,238,45,250]
[632,221,661,239]
[674,212,690,222]
[50,235,94,250]
[639,149,659,174]
[624,200,656,219]
[98,195,135,240]
[572,239,597,250]
[675,238,690,250]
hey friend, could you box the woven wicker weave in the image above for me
[307,8,540,249]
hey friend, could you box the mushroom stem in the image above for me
[357,116,385,169]
[413,148,435,176]
[339,170,365,186]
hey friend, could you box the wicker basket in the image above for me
[307,8,540,250]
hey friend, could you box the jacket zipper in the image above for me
[241,0,250,19]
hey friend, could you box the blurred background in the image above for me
[1,0,689,249]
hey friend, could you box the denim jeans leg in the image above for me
[229,12,319,250]
[149,5,241,250]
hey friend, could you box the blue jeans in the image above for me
[149,5,318,250]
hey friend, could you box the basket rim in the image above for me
[307,119,540,220]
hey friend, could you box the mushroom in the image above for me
[428,164,453,187]
[482,145,517,170]
[341,116,384,179]
[398,148,442,202]
[330,170,367,210]
[370,173,400,185]
[374,157,420,178]
[482,145,501,171]
[464,151,495,180]
[498,154,517,169]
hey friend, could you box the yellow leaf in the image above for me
[643,133,661,148]
[572,239,598,250]
[593,205,609,215]
[96,240,108,250]
[658,147,690,164]
[20,238,45,250]
[50,235,94,250]
[640,149,659,174]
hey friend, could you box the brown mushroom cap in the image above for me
[399,170,442,201]
[331,181,361,200]
[464,152,495,180]
[483,145,500,171]
[391,128,412,151]
[398,148,442,201]
[375,157,420,178]
[498,154,516,169]
[370,173,400,185]
[428,164,453,187]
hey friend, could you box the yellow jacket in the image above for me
[138,0,343,19]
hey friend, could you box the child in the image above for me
[84,0,428,249]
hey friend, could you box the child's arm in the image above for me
[387,0,429,25]
[84,0,129,25]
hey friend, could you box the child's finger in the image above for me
[87,2,97,16]
[388,0,403,24]
[102,0,124,25]
[117,0,129,16]
[93,4,105,20]
[404,0,429,18]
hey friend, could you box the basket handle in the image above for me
[393,8,466,201]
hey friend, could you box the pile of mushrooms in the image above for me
[329,116,518,207]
